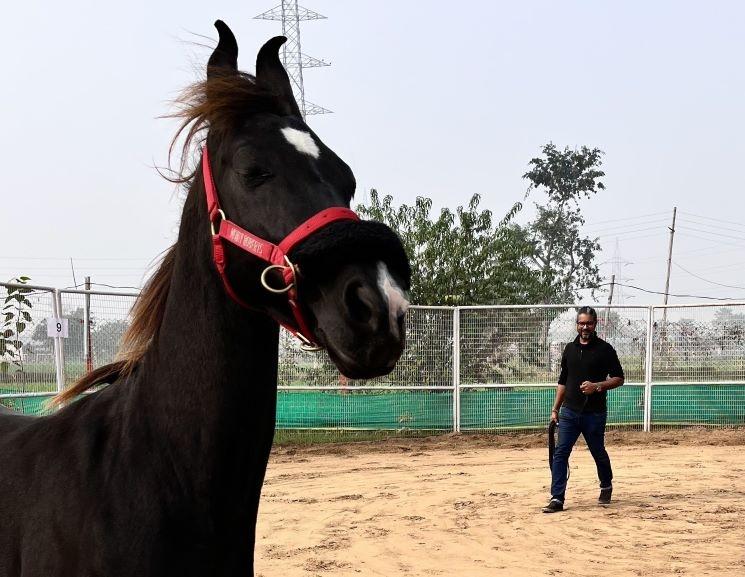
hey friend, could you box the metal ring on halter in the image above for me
[209,209,226,236]
[297,332,323,352]
[300,342,324,352]
[260,256,295,294]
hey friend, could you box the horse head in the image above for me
[195,21,411,379]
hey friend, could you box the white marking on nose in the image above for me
[281,127,320,159]
[376,261,409,337]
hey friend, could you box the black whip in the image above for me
[548,418,570,480]
[548,419,556,469]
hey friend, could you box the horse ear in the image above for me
[207,20,238,77]
[256,36,302,117]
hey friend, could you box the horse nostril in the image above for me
[344,282,374,325]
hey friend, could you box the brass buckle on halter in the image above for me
[260,256,296,294]
[210,209,226,236]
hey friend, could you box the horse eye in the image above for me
[240,168,274,187]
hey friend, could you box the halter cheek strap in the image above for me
[201,145,359,349]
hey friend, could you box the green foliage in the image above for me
[523,143,606,303]
[1,277,33,375]
[357,191,542,305]
[353,143,608,384]
[356,142,607,307]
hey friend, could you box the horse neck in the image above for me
[131,185,280,490]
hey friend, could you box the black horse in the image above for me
[0,21,410,577]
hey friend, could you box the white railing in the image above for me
[2,282,744,433]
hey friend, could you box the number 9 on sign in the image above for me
[47,317,69,338]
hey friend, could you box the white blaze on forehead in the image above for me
[281,127,320,159]
[376,261,409,333]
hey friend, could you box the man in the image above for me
[543,306,624,513]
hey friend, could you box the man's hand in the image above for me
[550,409,559,423]
[580,381,597,395]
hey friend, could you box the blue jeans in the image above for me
[550,406,613,501]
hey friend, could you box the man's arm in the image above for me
[551,348,569,422]
[580,345,625,394]
[581,376,624,394]
[550,384,566,423]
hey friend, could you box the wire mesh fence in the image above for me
[2,282,744,435]
[58,290,139,384]
[652,305,745,382]
[1,283,58,414]
[457,306,650,431]
[649,304,745,429]
[277,307,454,437]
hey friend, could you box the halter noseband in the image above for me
[201,145,359,350]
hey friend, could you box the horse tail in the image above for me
[50,360,128,406]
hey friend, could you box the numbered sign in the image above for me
[47,317,69,338]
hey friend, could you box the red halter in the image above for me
[201,145,359,350]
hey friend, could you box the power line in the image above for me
[679,210,745,230]
[677,216,745,236]
[595,225,668,239]
[632,244,745,265]
[629,245,711,264]
[91,282,142,291]
[675,243,745,256]
[1,273,147,280]
[677,225,745,243]
[597,282,742,301]
[672,261,745,291]
[676,231,745,250]
[598,232,667,243]
[584,217,669,234]
[581,211,670,228]
[685,259,745,273]
[55,282,142,291]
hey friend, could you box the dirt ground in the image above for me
[256,430,745,577]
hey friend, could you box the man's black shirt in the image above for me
[558,334,624,413]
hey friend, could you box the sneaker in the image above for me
[542,498,564,513]
[598,486,613,505]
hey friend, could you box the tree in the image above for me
[523,143,606,303]
[1,277,33,377]
[356,191,542,305]
[356,192,557,383]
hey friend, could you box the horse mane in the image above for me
[53,247,176,405]
[165,70,285,185]
[52,70,284,406]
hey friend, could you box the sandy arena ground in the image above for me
[256,430,745,577]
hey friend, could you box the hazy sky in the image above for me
[2,1,744,305]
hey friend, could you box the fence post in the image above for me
[52,289,66,395]
[84,276,92,372]
[452,307,460,433]
[643,306,654,432]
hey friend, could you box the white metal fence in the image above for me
[2,282,744,434]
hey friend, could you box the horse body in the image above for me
[0,20,411,577]
[1,239,279,576]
